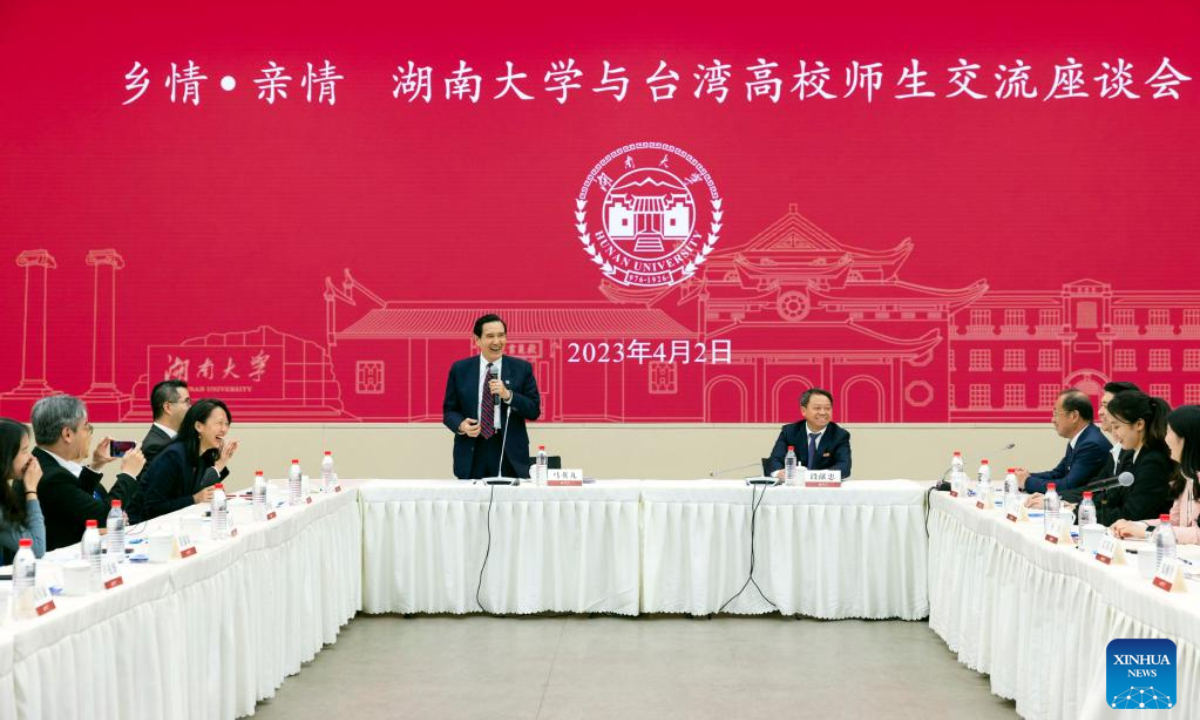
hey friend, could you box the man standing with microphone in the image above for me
[442,314,541,480]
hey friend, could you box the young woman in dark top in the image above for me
[1060,391,1174,525]
[138,399,239,521]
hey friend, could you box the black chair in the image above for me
[529,455,563,470]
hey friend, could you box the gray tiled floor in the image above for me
[252,614,1018,720]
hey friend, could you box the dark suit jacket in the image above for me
[442,355,541,480]
[138,442,228,521]
[1024,424,1113,494]
[34,447,137,551]
[140,424,174,471]
[1062,445,1174,525]
[766,421,852,478]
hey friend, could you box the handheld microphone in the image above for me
[487,365,501,430]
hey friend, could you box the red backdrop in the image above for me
[1,0,1198,423]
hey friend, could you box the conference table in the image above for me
[8,477,1200,720]
[3,485,361,720]
[358,479,930,618]
[639,480,928,617]
[359,481,644,615]
[928,491,1200,720]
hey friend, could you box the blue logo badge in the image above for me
[1106,639,1177,709]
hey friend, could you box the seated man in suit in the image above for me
[141,379,191,470]
[1016,388,1112,494]
[767,388,852,479]
[442,314,542,480]
[31,395,145,550]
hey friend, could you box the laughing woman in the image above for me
[138,399,239,521]
[1111,405,1200,542]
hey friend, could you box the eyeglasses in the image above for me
[172,397,193,407]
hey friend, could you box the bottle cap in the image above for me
[214,483,224,490]
[1007,468,1016,473]
[539,445,545,450]
[292,459,299,464]
[1161,514,1171,523]
[19,538,32,547]
[86,519,98,528]
[112,499,122,508]
[788,445,794,451]
[1083,491,1093,499]
[325,451,332,456]
[256,470,263,475]
[953,451,961,456]
[1047,483,1056,491]
[981,459,989,464]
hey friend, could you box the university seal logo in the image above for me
[575,141,722,288]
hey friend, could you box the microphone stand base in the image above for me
[483,476,520,486]
[745,476,780,486]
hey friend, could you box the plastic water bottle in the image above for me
[1004,468,1018,497]
[211,483,228,539]
[1044,483,1061,534]
[320,451,334,493]
[82,519,102,588]
[105,499,126,562]
[784,445,798,483]
[1001,468,1018,513]
[288,459,302,506]
[977,459,992,504]
[535,445,548,485]
[951,451,964,478]
[1154,514,1177,571]
[252,470,267,521]
[1078,491,1096,529]
[13,538,36,597]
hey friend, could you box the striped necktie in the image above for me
[480,363,495,439]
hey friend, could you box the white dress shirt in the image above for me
[153,422,178,439]
[42,448,84,478]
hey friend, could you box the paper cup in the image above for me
[148,533,173,563]
[63,560,93,596]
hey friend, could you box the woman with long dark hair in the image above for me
[0,417,46,563]
[1060,390,1174,525]
[1111,404,1200,542]
[138,399,239,521]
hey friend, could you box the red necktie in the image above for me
[480,363,495,439]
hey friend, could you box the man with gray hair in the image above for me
[31,395,145,550]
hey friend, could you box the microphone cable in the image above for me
[475,483,497,613]
[718,482,779,614]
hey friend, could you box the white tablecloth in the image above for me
[640,480,929,618]
[360,481,642,615]
[929,492,1200,720]
[7,486,361,720]
[0,628,14,720]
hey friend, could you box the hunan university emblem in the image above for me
[576,141,722,288]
